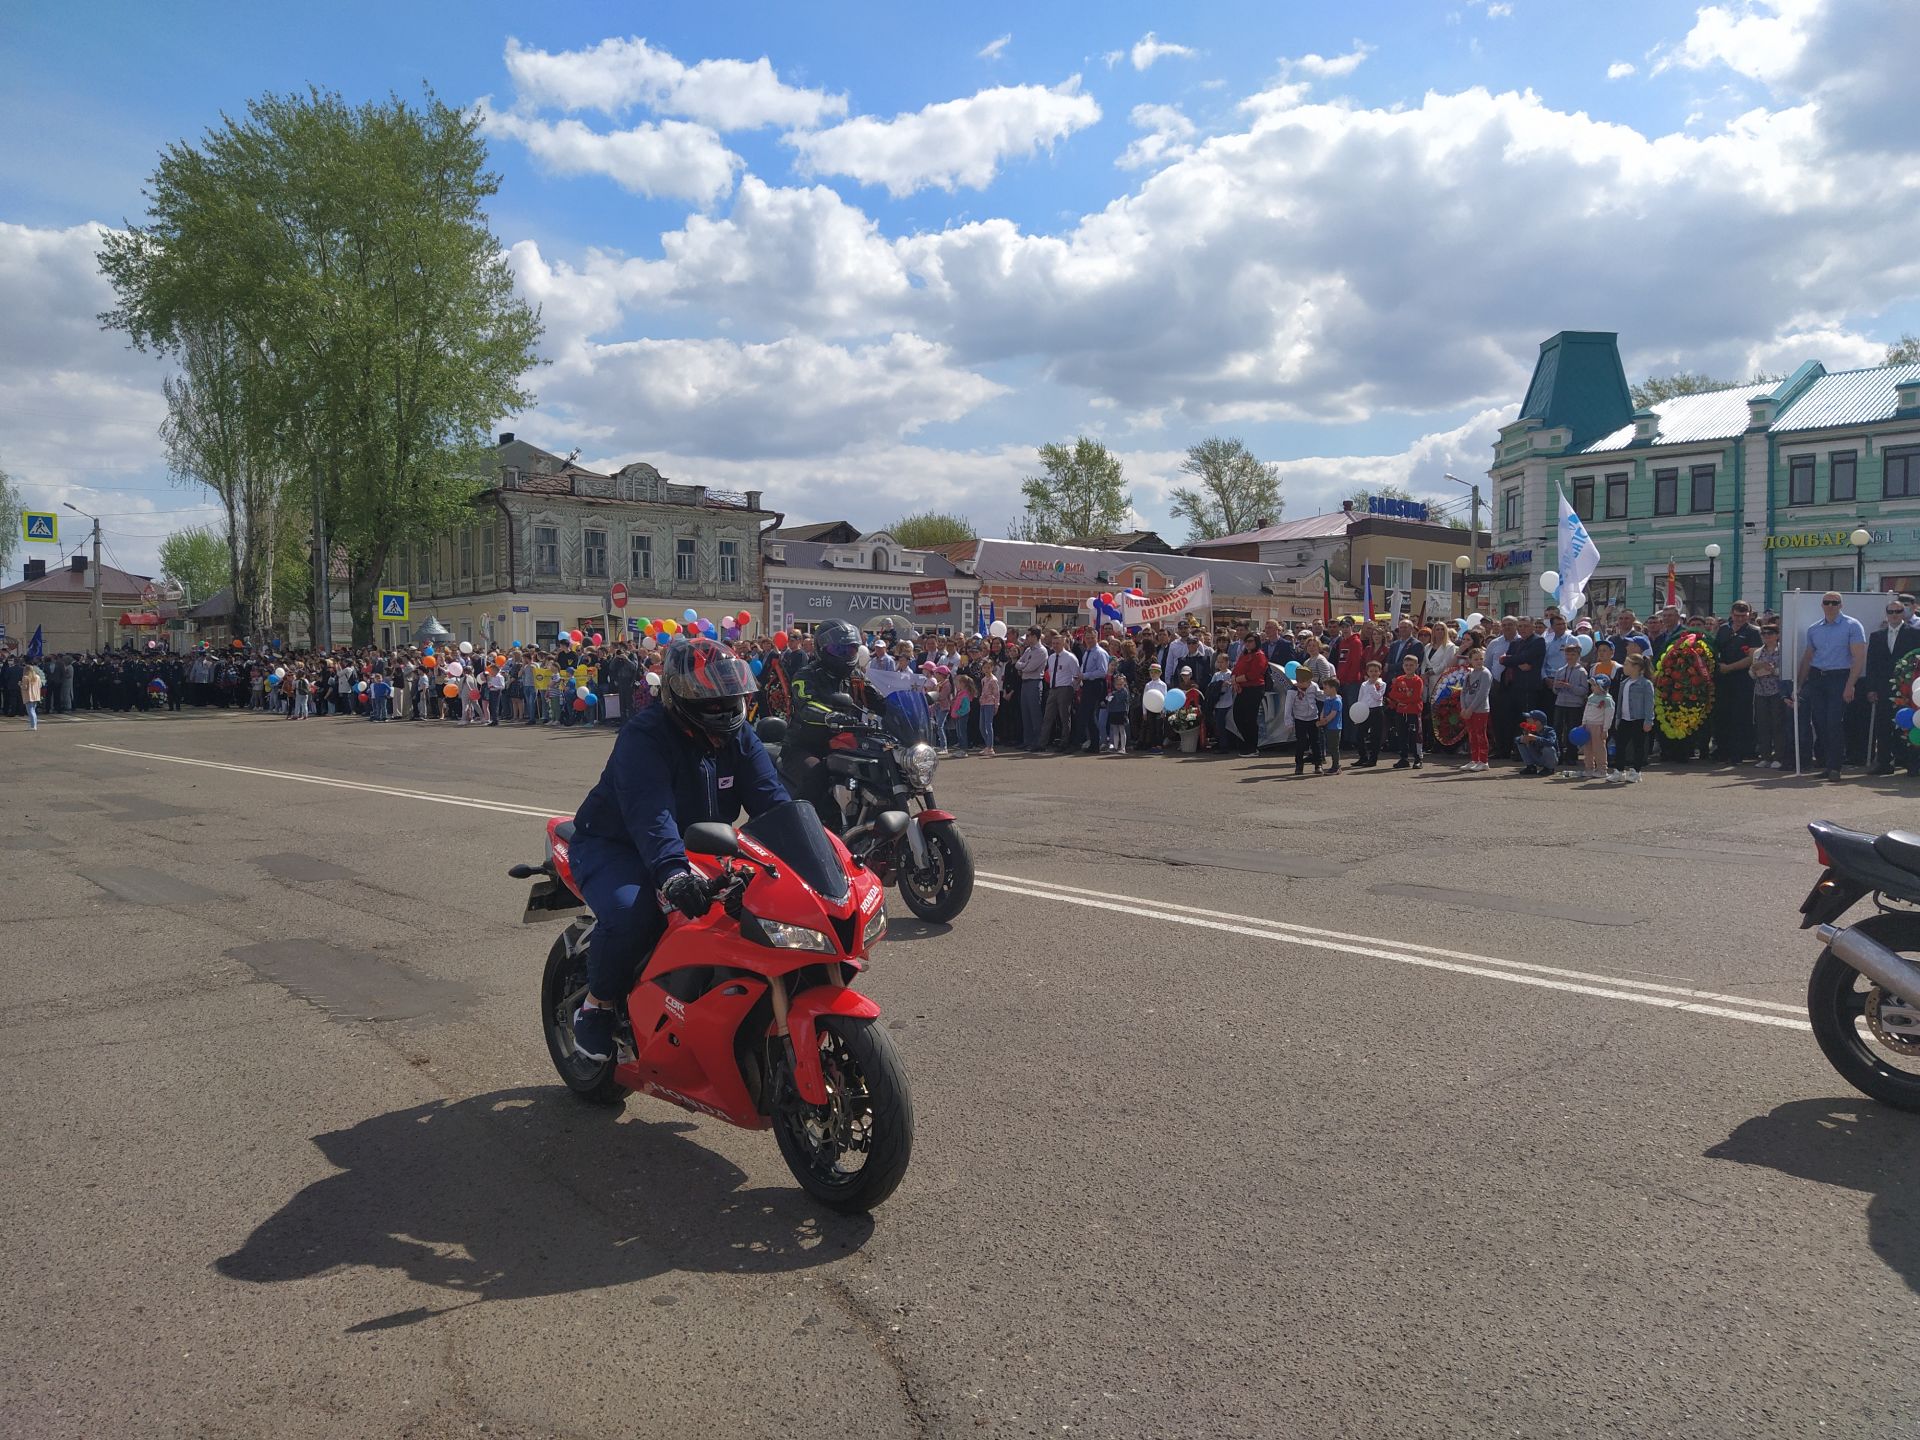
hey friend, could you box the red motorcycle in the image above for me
[511,799,914,1212]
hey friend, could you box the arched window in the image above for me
[871,547,889,572]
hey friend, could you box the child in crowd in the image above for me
[978,665,1000,756]
[1288,668,1326,774]
[929,666,952,754]
[1304,637,1337,689]
[1582,672,1617,781]
[1516,708,1559,776]
[1460,646,1493,770]
[1615,651,1655,781]
[1589,637,1617,683]
[1388,653,1425,769]
[1317,683,1344,774]
[1353,659,1386,768]
[1553,639,1589,773]
[949,671,975,757]
[1750,623,1784,768]
[1208,654,1236,753]
[1105,671,1132,754]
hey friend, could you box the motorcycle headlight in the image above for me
[862,905,888,949]
[904,742,938,788]
[756,918,835,953]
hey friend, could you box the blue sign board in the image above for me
[377,589,409,619]
[1367,496,1430,521]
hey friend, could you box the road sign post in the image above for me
[22,512,57,543]
[377,590,410,622]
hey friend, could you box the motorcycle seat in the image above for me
[552,819,577,843]
[1874,830,1920,875]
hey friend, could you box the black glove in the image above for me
[662,870,713,921]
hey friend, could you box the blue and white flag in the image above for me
[1556,486,1600,617]
[26,624,43,659]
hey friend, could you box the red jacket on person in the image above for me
[1232,647,1269,693]
[1333,635,1365,686]
[1387,673,1425,716]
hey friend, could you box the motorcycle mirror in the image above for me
[827,692,857,711]
[685,822,741,858]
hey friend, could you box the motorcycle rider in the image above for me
[567,636,790,1063]
[781,618,875,830]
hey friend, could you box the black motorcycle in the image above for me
[1800,819,1920,1109]
[759,685,974,924]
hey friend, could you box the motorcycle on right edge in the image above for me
[1799,819,1920,1108]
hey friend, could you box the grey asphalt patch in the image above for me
[1581,841,1799,865]
[254,852,354,884]
[1369,882,1640,927]
[1162,848,1345,878]
[227,939,474,1024]
[0,832,64,851]
[105,797,201,822]
[38,799,104,812]
[80,866,223,907]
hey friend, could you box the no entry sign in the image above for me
[610,582,628,610]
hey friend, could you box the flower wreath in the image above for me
[1891,650,1920,746]
[1655,631,1716,740]
[1430,664,1469,748]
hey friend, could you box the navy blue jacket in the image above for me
[573,703,789,889]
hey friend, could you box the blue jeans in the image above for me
[980,704,997,750]
[571,834,668,1003]
[1801,669,1850,772]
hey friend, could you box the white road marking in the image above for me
[79,742,1811,1032]
[982,871,1809,1018]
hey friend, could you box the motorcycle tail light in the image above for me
[1815,840,1831,866]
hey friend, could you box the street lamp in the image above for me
[1704,543,1721,615]
[1850,527,1873,591]
[1454,552,1470,620]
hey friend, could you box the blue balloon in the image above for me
[584,692,599,705]
[1570,726,1591,747]
[1899,707,1916,730]
[683,608,700,624]
[750,657,765,677]
[423,644,434,655]
[511,640,523,648]
[1283,661,1300,680]
[1164,687,1186,712]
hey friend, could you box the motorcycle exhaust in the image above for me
[1818,923,1920,1009]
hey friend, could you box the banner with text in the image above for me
[1122,571,1212,626]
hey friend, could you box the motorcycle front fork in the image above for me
[765,965,847,1105]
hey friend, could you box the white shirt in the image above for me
[1485,634,1513,682]
[1046,649,1081,687]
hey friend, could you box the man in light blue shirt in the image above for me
[1541,609,1572,683]
[1796,592,1867,779]
[1075,633,1111,754]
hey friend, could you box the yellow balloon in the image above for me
[661,618,679,634]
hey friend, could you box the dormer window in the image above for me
[871,547,889,572]
[1632,409,1658,442]
[1898,378,1920,412]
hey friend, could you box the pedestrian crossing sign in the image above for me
[22,512,56,542]
[378,589,410,620]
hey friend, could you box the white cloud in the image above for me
[1263,408,1514,519]
[1284,44,1374,80]
[1127,33,1197,70]
[500,35,845,130]
[1485,2,1514,18]
[1118,104,1197,170]
[1607,61,1638,80]
[1660,0,1815,83]
[476,101,740,204]
[784,79,1100,196]
[977,34,1012,61]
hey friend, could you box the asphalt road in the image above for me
[4,708,1919,1439]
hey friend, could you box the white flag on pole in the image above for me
[1556,486,1600,617]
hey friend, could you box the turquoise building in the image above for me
[1484,331,1920,618]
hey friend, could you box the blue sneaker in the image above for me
[572,1001,615,1063]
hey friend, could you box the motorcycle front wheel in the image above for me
[897,818,974,924]
[1808,912,1920,1111]
[773,1017,913,1213]
[541,920,628,1107]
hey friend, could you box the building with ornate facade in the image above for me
[762,527,978,634]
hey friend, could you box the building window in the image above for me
[718,539,740,585]
[535,619,560,647]
[481,526,495,576]
[1878,573,1920,598]
[630,534,652,581]
[535,526,559,576]
[460,527,473,579]
[676,537,698,582]
[1829,452,1857,503]
[1784,566,1853,593]
[1384,557,1412,592]
[1653,469,1678,516]
[1604,473,1628,520]
[1133,569,1149,590]
[583,528,607,578]
[1690,466,1716,513]
[870,546,888,573]
[1788,455,1815,506]
[1501,488,1520,531]
[1571,477,1594,522]
[1887,446,1920,500]
[1676,573,1712,616]
[1424,560,1451,594]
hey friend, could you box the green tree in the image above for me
[157,524,229,605]
[889,511,977,548]
[1169,436,1282,541]
[99,87,542,646]
[0,464,20,577]
[1012,438,1131,544]
[1887,333,1920,366]
[1629,372,1736,409]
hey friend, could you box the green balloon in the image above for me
[1909,727,1920,747]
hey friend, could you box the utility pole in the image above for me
[1445,473,1485,589]
[64,502,103,651]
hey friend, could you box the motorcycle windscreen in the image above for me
[874,682,935,748]
[741,798,851,904]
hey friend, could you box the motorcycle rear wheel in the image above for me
[1808,912,1920,1112]
[897,818,974,924]
[541,920,629,1107]
[773,1017,913,1212]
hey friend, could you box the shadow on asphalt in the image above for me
[215,1085,870,1328]
[1707,1098,1920,1294]
[886,918,952,942]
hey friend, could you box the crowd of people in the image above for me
[7,590,1909,786]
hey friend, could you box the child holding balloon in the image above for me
[1287,668,1327,774]
[1353,660,1386,767]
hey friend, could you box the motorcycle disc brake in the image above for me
[1866,987,1920,1053]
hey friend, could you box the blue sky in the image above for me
[3,0,1916,576]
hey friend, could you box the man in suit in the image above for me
[1863,597,1920,774]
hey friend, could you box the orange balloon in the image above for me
[422,654,437,669]
[443,683,458,697]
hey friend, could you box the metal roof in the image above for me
[1580,381,1774,454]
[1189,512,1356,547]
[1772,362,1920,433]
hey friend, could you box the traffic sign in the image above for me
[377,589,410,620]
[1465,581,1481,599]
[22,512,56,543]
[610,582,628,610]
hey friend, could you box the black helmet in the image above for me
[813,619,862,679]
[660,636,757,739]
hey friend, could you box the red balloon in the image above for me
[1100,592,1114,605]
[573,697,588,711]
[591,632,604,645]
[773,631,790,650]
[568,629,583,644]
[735,611,752,627]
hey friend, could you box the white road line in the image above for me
[981,870,1809,1018]
[79,742,1810,1033]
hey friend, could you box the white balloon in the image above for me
[1538,570,1561,595]
[645,671,661,688]
[641,635,657,649]
[854,644,871,670]
[272,667,285,679]
[445,661,463,677]
[576,684,589,697]
[1145,679,1168,695]
[458,640,473,654]
[1349,701,1371,724]
[989,620,1008,639]
[1142,689,1167,714]
[1466,613,1484,629]
[1566,590,1587,614]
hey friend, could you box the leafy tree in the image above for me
[157,524,230,605]
[1629,372,1736,409]
[1345,483,1423,511]
[1887,333,1920,366]
[889,511,977,548]
[100,87,542,646]
[1012,438,1131,544]
[1168,436,1282,542]
[0,464,20,577]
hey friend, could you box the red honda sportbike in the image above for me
[511,800,914,1212]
